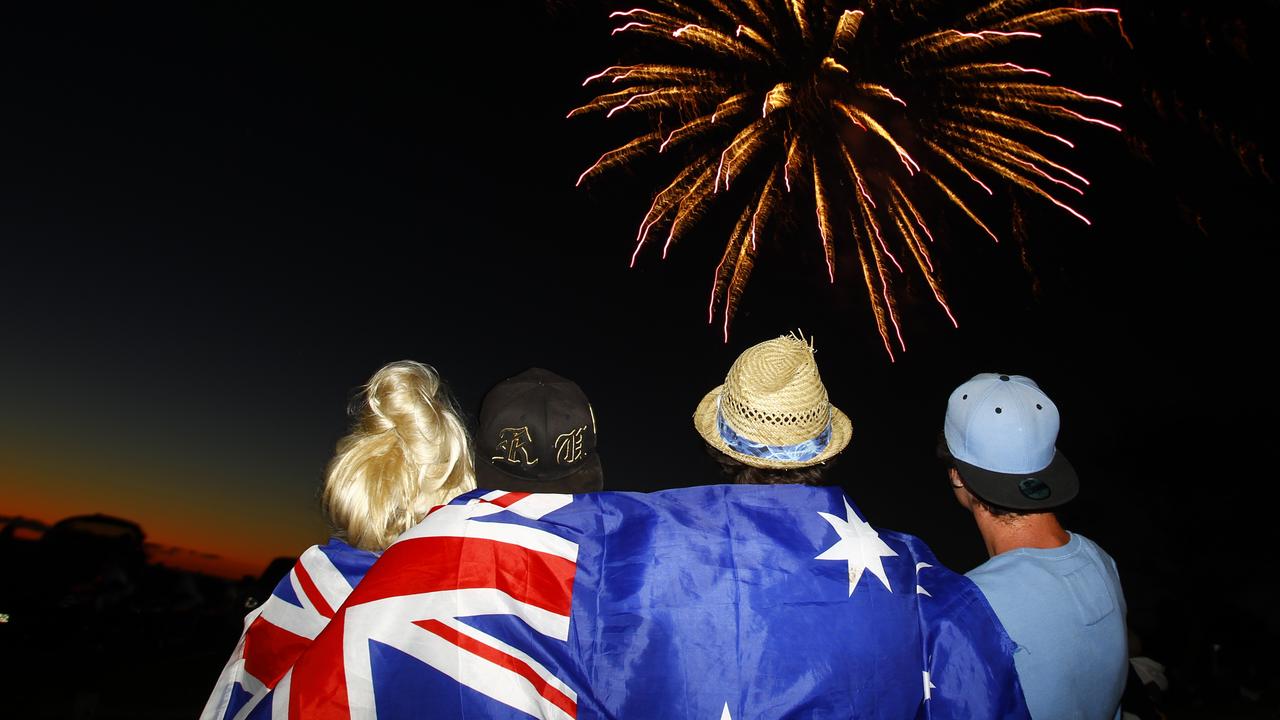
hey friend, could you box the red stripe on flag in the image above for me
[347,536,576,616]
[416,619,578,718]
[294,563,335,618]
[288,610,352,720]
[486,492,531,508]
[242,615,312,691]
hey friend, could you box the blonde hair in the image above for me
[322,361,476,551]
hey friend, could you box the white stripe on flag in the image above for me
[412,622,575,720]
[255,573,329,640]
[398,502,578,562]
[344,589,574,716]
[472,491,573,521]
[227,670,269,720]
[299,545,355,612]
[438,616,578,703]
[272,668,293,719]
[350,611,574,720]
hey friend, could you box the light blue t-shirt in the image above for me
[967,533,1127,720]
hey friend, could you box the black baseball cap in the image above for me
[475,368,603,494]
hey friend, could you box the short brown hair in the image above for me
[707,445,837,486]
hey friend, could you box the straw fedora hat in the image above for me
[694,334,852,469]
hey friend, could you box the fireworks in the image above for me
[570,1,1123,358]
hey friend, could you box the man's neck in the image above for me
[975,509,1071,558]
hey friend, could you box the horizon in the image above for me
[1,511,277,580]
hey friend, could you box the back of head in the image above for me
[474,368,604,494]
[693,333,852,479]
[706,445,839,486]
[322,361,476,551]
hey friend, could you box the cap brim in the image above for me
[953,449,1078,511]
[692,385,851,470]
[475,452,604,494]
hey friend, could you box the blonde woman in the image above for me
[201,360,475,720]
[322,360,476,550]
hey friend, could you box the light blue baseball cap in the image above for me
[943,373,1078,510]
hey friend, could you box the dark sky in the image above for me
[0,0,1274,647]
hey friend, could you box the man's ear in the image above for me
[949,469,976,511]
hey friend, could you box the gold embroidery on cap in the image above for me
[493,426,539,466]
[554,425,587,465]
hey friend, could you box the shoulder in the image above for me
[1071,533,1120,565]
[878,528,1008,626]
[295,539,380,594]
[966,550,1035,589]
[965,549,1065,617]
[969,534,1127,629]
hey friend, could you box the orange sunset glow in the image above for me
[2,451,329,580]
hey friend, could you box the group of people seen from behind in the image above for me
[203,333,1133,720]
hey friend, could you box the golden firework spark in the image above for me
[572,1,1122,358]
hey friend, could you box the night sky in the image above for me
[1,0,1274,651]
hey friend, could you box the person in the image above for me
[941,372,1128,720]
[473,367,604,494]
[239,336,1029,718]
[696,334,850,485]
[201,360,476,720]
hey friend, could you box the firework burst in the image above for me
[570,0,1123,357]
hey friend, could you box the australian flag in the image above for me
[204,485,1029,719]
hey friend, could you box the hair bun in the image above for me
[322,361,475,551]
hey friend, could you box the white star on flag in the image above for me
[815,498,898,595]
[915,562,933,597]
[924,670,937,700]
[721,702,732,719]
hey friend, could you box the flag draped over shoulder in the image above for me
[202,539,379,720]
[205,485,1029,720]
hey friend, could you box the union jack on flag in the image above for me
[205,485,1030,719]
[202,537,378,720]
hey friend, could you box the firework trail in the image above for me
[571,1,1122,357]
